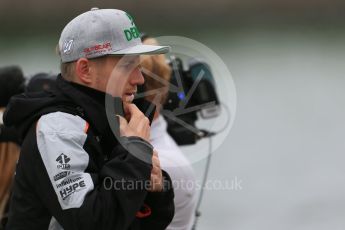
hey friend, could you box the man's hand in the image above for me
[118,104,162,191]
[149,150,163,192]
[117,103,150,142]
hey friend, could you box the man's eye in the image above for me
[121,64,132,69]
[120,61,140,70]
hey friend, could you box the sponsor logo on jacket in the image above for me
[59,180,86,200]
[56,153,71,170]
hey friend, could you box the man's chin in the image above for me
[122,94,135,103]
[122,101,133,105]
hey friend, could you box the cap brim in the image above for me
[110,44,171,55]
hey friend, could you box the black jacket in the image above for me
[3,75,174,230]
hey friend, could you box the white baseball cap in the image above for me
[58,8,170,63]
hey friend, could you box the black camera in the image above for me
[162,56,220,145]
[139,34,221,145]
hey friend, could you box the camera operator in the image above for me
[0,66,25,229]
[141,37,198,230]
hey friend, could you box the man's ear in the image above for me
[75,58,92,84]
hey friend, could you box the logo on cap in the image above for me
[63,39,74,54]
[123,13,140,42]
[126,13,135,25]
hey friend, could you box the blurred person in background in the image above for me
[141,36,198,230]
[0,66,25,229]
[26,73,57,93]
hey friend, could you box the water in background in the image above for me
[1,27,345,230]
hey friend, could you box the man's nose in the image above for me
[130,67,145,85]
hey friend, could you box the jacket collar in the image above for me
[56,75,118,148]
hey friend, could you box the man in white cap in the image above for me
[3,8,174,230]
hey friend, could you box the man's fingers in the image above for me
[152,151,160,166]
[149,151,163,192]
[123,103,140,117]
[117,115,128,126]
[128,114,147,129]
[119,103,150,141]
[152,150,161,173]
[117,115,129,136]
[153,150,158,157]
[123,103,131,115]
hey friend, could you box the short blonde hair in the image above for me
[56,44,75,80]
[141,38,172,106]
[56,44,109,81]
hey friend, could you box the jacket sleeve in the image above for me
[140,170,175,230]
[33,111,172,230]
